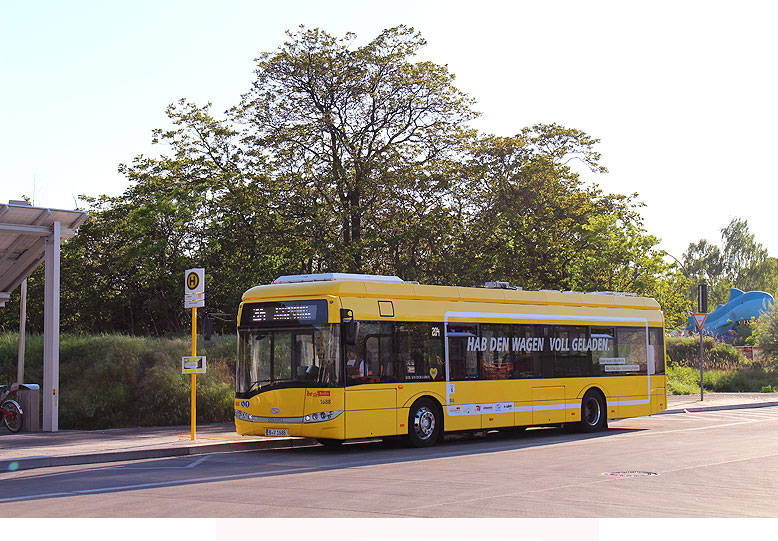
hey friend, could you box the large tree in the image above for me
[234,25,477,272]
[448,126,658,288]
[683,218,778,307]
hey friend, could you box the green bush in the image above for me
[666,336,749,370]
[753,305,778,360]
[0,332,236,429]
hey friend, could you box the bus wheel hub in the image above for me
[414,407,436,439]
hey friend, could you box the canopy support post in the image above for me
[43,221,60,432]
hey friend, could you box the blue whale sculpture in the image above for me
[687,288,774,341]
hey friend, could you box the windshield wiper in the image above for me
[245,377,299,394]
[246,379,271,394]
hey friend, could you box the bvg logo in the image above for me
[270,407,280,414]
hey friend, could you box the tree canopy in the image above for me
[1,26,688,335]
[683,218,778,309]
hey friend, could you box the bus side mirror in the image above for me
[341,309,359,345]
[346,321,359,345]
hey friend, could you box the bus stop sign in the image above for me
[185,268,205,308]
[185,268,204,294]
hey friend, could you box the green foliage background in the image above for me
[0,25,692,336]
[6,25,778,428]
[666,336,749,370]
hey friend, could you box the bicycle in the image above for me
[0,383,23,433]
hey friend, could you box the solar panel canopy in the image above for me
[0,201,88,306]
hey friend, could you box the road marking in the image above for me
[660,450,778,475]
[663,409,778,422]
[87,455,214,471]
[0,466,319,503]
[185,455,210,468]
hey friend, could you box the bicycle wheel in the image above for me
[2,400,23,433]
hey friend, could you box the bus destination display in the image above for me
[241,300,327,326]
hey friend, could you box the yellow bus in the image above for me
[234,273,666,447]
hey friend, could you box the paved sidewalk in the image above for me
[0,422,317,472]
[665,392,778,414]
[2,392,778,473]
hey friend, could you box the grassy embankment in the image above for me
[665,336,778,395]
[0,332,236,429]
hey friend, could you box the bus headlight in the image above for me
[303,410,343,423]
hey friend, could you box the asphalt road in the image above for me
[2,406,778,518]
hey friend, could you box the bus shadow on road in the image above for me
[301,424,645,461]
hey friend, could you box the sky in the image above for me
[2,0,777,261]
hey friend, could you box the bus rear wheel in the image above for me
[406,399,441,447]
[579,390,607,433]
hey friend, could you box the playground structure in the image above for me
[687,288,774,342]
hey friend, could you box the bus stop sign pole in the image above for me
[191,306,197,440]
[184,268,205,441]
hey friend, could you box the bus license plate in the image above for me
[265,428,288,437]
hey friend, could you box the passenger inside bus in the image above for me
[346,349,365,377]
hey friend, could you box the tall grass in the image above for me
[667,364,778,395]
[0,333,236,429]
[666,365,702,395]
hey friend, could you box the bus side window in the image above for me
[616,327,648,374]
[552,326,590,378]
[447,324,478,380]
[347,322,397,384]
[480,324,513,380]
[427,324,444,381]
[650,327,665,374]
[590,327,616,376]
[398,323,442,382]
[537,326,552,378]
[511,325,538,379]
[364,336,381,377]
[380,334,396,380]
[395,327,411,379]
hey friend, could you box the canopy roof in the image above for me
[0,201,88,306]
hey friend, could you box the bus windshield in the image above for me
[236,324,341,395]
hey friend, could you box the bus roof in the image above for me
[242,275,661,310]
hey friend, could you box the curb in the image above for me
[658,400,778,415]
[0,437,319,473]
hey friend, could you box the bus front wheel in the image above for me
[579,390,607,432]
[406,399,441,447]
